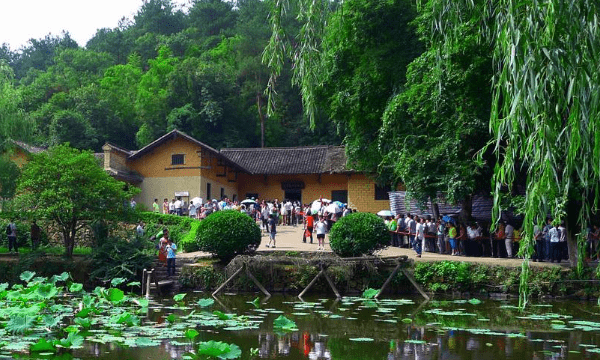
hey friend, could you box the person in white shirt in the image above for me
[174,198,183,216]
[315,216,328,250]
[189,201,197,219]
[415,218,425,257]
[558,223,567,261]
[169,199,176,215]
[549,222,561,263]
[505,222,515,258]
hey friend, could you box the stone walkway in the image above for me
[179,223,566,268]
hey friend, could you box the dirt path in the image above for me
[179,224,568,268]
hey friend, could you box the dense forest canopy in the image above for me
[0,0,341,152]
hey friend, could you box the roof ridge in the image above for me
[221,145,341,151]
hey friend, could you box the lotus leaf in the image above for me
[362,288,379,299]
[185,329,199,340]
[196,340,242,359]
[30,338,56,352]
[174,293,187,302]
[19,271,36,283]
[6,315,36,334]
[111,278,127,287]
[197,298,215,308]
[273,315,298,331]
[50,272,70,284]
[69,283,83,292]
[106,288,125,303]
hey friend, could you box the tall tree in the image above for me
[15,145,137,257]
[135,47,179,146]
[378,0,493,217]
[132,0,186,36]
[0,62,35,143]
[12,32,78,79]
[319,0,422,175]
[420,0,600,306]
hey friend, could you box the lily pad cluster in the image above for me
[0,271,247,359]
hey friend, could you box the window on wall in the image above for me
[171,154,184,165]
[331,190,348,204]
[221,187,225,199]
[375,184,391,200]
[206,183,211,200]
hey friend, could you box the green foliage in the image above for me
[329,213,389,257]
[273,315,298,331]
[195,340,242,359]
[89,234,154,285]
[362,288,379,299]
[0,156,20,199]
[15,144,138,257]
[196,210,261,261]
[135,211,196,248]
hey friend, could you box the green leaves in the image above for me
[273,315,298,331]
[362,288,379,300]
[197,298,215,308]
[196,210,261,261]
[196,341,242,359]
[173,293,187,302]
[6,315,36,334]
[329,213,389,257]
[105,288,125,303]
[20,271,36,283]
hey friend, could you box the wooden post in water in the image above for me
[245,267,271,297]
[298,263,341,299]
[401,269,430,300]
[375,259,402,299]
[212,265,245,297]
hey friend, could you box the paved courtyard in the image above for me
[182,222,563,268]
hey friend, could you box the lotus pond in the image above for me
[1,272,600,360]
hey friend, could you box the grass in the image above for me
[0,246,92,256]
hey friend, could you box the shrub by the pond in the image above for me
[329,212,389,257]
[196,210,261,261]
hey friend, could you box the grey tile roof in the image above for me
[220,146,349,175]
[10,140,47,154]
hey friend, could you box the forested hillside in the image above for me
[0,0,341,152]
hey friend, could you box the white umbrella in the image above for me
[190,197,203,206]
[241,199,257,205]
[310,200,324,213]
[325,203,341,214]
[377,210,394,217]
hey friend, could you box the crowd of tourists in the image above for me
[384,214,596,263]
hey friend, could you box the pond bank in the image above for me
[179,251,600,300]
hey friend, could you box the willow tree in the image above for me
[423,0,600,305]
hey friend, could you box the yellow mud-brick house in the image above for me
[102,130,394,213]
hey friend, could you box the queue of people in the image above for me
[385,214,575,262]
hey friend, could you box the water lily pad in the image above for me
[350,337,374,342]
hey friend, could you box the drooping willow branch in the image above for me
[422,0,600,308]
[262,0,331,128]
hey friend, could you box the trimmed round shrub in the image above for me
[329,212,389,257]
[196,210,261,261]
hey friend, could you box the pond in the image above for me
[4,274,600,360]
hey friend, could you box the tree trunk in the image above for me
[257,92,265,148]
[459,195,473,224]
[256,73,266,148]
[432,202,440,220]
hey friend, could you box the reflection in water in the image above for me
[252,325,580,360]
[66,294,600,360]
[258,332,331,359]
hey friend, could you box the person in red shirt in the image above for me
[303,213,314,244]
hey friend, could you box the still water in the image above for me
[25,294,600,360]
